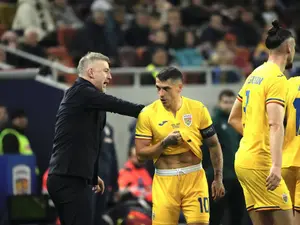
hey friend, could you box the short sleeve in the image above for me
[135,109,152,140]
[199,105,213,130]
[265,76,288,107]
[237,84,245,102]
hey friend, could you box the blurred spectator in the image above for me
[93,124,119,225]
[146,48,169,78]
[149,29,168,49]
[253,26,269,67]
[153,0,172,25]
[118,46,138,67]
[125,9,150,47]
[0,104,8,131]
[224,33,253,76]
[210,40,234,66]
[68,9,112,65]
[164,7,186,49]
[174,30,205,67]
[107,5,126,60]
[0,109,34,156]
[118,146,152,203]
[1,30,18,48]
[50,0,83,29]
[16,27,47,68]
[260,0,284,26]
[230,9,260,48]
[149,12,162,33]
[12,0,55,41]
[203,90,245,225]
[91,0,112,12]
[209,40,242,83]
[199,13,226,47]
[0,0,298,84]
[0,48,5,64]
[0,0,17,28]
[181,0,211,27]
[1,30,19,66]
[145,12,163,64]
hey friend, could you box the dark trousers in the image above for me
[92,190,109,225]
[47,174,93,225]
[208,178,245,225]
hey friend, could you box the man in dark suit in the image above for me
[47,52,145,225]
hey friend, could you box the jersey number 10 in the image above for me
[293,98,300,136]
[198,197,209,213]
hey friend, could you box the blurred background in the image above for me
[0,0,300,224]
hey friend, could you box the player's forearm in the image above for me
[136,141,165,160]
[269,123,284,168]
[228,118,243,135]
[228,99,243,135]
[208,142,223,181]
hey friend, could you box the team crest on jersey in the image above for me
[183,114,192,127]
[282,193,288,203]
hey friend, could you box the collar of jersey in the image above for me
[265,61,283,75]
[159,96,185,113]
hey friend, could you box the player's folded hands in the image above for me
[163,130,183,147]
[266,166,281,191]
[211,179,225,201]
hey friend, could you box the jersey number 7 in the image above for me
[243,90,250,113]
[293,98,300,136]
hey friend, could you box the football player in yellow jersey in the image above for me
[135,67,225,225]
[282,76,300,225]
[228,20,296,225]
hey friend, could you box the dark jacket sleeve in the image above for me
[83,86,145,118]
[92,131,105,185]
[2,134,19,154]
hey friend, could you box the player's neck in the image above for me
[268,55,288,73]
[168,96,182,115]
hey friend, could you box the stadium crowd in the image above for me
[0,0,300,83]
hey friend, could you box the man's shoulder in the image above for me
[2,133,18,143]
[184,97,207,114]
[288,76,300,86]
[184,96,204,107]
[141,100,161,113]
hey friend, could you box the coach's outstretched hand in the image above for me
[211,179,225,201]
[266,166,281,191]
[92,176,105,194]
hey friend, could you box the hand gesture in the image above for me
[266,166,281,191]
[211,179,225,201]
[92,176,105,194]
[162,130,183,147]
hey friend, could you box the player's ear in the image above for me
[286,39,292,54]
[178,83,183,92]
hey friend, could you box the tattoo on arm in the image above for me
[206,136,223,180]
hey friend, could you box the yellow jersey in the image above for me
[282,77,300,168]
[135,96,213,163]
[235,62,288,169]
